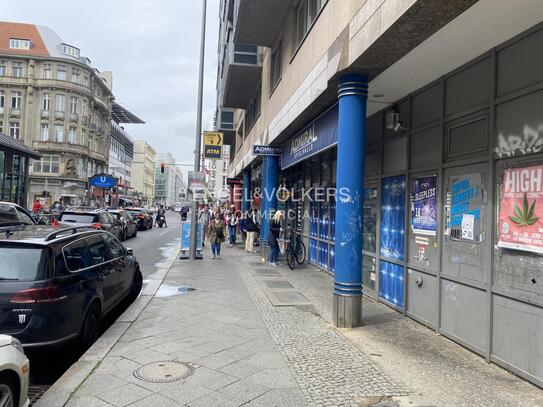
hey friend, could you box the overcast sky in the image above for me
[2,0,220,169]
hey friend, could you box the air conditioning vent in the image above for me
[386,112,400,130]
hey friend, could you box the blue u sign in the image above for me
[89,173,117,188]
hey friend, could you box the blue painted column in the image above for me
[333,74,368,328]
[242,168,251,212]
[260,156,279,245]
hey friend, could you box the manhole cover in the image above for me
[134,361,193,383]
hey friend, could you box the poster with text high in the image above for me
[498,165,543,254]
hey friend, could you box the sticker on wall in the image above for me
[380,175,406,261]
[411,176,437,236]
[446,173,482,241]
[498,165,543,254]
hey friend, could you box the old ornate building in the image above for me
[0,22,112,206]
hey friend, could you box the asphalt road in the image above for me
[28,212,182,389]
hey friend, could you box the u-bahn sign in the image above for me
[89,173,117,189]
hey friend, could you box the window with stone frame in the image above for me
[42,63,52,79]
[12,62,23,78]
[11,91,21,109]
[40,123,49,141]
[56,64,67,80]
[42,93,50,111]
[9,122,20,139]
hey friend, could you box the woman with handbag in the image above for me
[208,211,226,259]
[268,210,284,266]
[245,208,258,253]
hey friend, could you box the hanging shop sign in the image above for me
[411,176,437,236]
[89,173,117,189]
[498,165,543,254]
[253,145,282,156]
[446,173,482,241]
[203,131,223,159]
[281,104,338,170]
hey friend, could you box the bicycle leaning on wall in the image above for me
[283,224,307,269]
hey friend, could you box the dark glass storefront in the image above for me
[0,133,41,207]
[274,22,543,387]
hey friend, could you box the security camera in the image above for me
[394,121,405,131]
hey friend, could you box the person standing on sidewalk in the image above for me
[207,211,226,259]
[268,210,284,266]
[226,208,239,247]
[245,208,258,253]
[198,205,211,247]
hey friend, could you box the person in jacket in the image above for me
[245,208,259,253]
[268,210,284,266]
[198,205,211,246]
[226,209,239,247]
[208,211,226,259]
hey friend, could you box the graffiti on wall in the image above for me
[495,123,543,158]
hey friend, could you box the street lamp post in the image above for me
[189,0,207,260]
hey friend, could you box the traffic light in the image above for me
[160,163,165,173]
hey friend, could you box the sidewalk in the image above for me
[38,244,543,407]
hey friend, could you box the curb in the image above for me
[34,247,181,407]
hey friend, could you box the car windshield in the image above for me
[127,210,143,216]
[0,246,46,281]
[59,213,98,223]
[0,204,21,225]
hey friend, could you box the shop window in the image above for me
[365,152,381,178]
[362,255,376,292]
[495,89,543,160]
[445,112,488,161]
[383,137,407,174]
[445,57,490,117]
[410,126,441,169]
[411,82,441,129]
[497,27,543,97]
[365,113,382,145]
[363,187,378,253]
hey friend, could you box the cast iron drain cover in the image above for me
[134,361,193,383]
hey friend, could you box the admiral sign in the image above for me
[253,145,282,156]
[281,104,338,170]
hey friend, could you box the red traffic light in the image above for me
[160,163,165,173]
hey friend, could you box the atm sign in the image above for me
[204,145,222,159]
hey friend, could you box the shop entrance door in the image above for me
[441,163,490,354]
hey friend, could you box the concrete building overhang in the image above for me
[112,102,145,124]
[223,64,262,108]
[233,0,293,47]
[269,0,543,148]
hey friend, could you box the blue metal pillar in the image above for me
[260,156,279,245]
[333,74,368,328]
[242,168,251,212]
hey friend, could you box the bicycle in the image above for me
[284,226,306,269]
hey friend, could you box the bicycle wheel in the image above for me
[295,240,306,265]
[287,253,295,269]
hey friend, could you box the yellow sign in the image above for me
[204,131,223,146]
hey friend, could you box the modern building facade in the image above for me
[216,0,543,388]
[0,22,113,207]
[131,140,156,206]
[154,152,182,206]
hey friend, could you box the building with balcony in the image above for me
[0,21,114,207]
[131,140,156,206]
[216,0,543,388]
[154,152,183,207]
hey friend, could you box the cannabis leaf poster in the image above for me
[498,165,543,254]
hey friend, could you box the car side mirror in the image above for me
[126,248,134,256]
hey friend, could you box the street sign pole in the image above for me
[190,0,207,260]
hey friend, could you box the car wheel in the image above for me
[80,302,101,348]
[129,267,143,301]
[0,382,15,407]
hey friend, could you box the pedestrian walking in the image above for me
[245,208,258,253]
[198,205,211,247]
[226,208,239,247]
[268,210,284,266]
[207,211,226,259]
[180,205,189,222]
[239,211,247,244]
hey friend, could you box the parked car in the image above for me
[0,335,29,407]
[126,208,153,230]
[57,208,123,240]
[0,225,142,349]
[0,202,35,228]
[107,209,138,241]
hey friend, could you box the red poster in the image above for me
[498,165,543,254]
